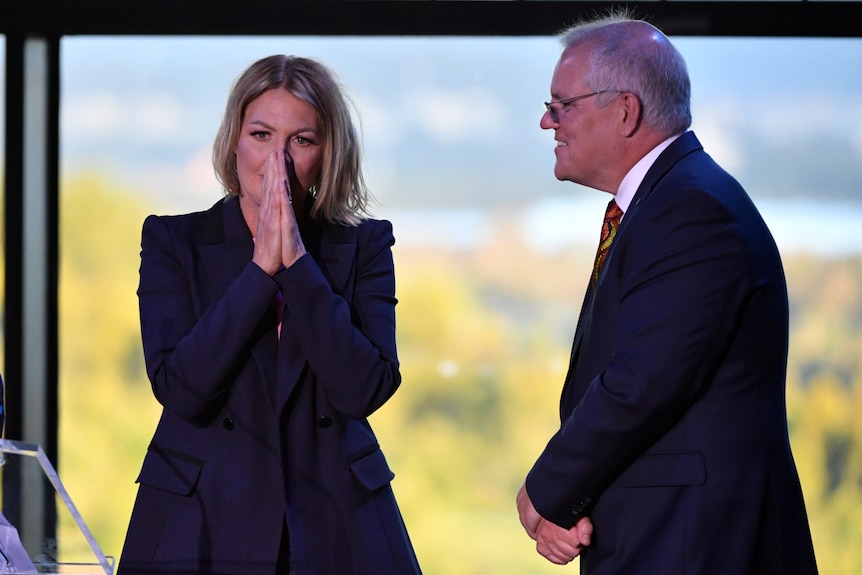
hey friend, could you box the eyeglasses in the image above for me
[543,90,620,123]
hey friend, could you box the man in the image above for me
[516,13,819,574]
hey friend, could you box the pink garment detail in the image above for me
[275,291,284,339]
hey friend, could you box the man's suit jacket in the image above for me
[526,132,817,574]
[118,196,420,575]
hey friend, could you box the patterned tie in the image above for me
[591,198,623,283]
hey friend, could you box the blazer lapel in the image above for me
[198,198,279,405]
[316,224,357,299]
[560,132,704,415]
[559,283,596,417]
[198,197,254,298]
[627,131,704,218]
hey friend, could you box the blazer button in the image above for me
[317,415,333,429]
[223,418,235,431]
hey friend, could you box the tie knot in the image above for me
[604,199,623,223]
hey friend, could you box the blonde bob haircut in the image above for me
[213,55,371,226]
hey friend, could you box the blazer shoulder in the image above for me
[142,198,227,244]
[324,217,394,248]
[359,218,394,244]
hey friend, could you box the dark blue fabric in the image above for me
[526,132,817,575]
[118,197,420,575]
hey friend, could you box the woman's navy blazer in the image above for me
[118,196,421,575]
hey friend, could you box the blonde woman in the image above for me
[118,55,420,575]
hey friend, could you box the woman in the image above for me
[117,55,421,575]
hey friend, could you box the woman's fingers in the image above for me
[279,149,307,268]
[252,151,284,275]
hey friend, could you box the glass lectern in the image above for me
[0,439,114,574]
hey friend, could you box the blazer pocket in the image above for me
[341,417,395,491]
[349,447,395,491]
[136,446,203,496]
[617,451,706,488]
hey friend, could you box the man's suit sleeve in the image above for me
[526,187,755,528]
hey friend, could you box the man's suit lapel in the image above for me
[560,132,704,416]
[559,283,596,418]
[626,131,703,217]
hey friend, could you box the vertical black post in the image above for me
[2,32,61,559]
[4,34,25,452]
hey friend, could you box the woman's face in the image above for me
[234,88,323,213]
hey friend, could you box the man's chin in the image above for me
[553,165,575,183]
[553,165,567,182]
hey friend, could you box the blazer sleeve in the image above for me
[526,183,764,527]
[138,214,279,422]
[276,219,400,418]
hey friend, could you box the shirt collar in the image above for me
[614,133,683,214]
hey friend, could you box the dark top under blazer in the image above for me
[526,132,817,575]
[117,196,421,575]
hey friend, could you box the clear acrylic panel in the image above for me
[0,440,113,574]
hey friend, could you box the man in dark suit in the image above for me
[516,13,818,574]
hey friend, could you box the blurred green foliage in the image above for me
[48,175,862,574]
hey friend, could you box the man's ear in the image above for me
[619,92,643,137]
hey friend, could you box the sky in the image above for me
[5,34,862,255]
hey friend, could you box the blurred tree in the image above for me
[58,174,162,560]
